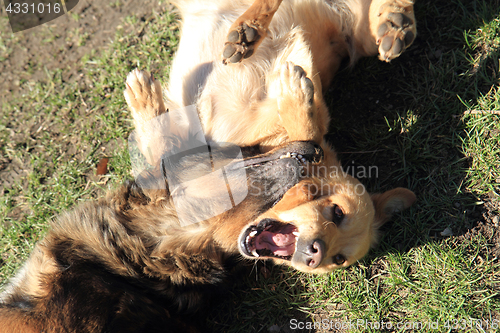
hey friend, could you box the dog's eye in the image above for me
[322,204,344,225]
[332,204,344,225]
[333,254,346,265]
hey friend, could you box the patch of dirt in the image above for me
[308,306,350,333]
[0,0,163,101]
[460,197,500,259]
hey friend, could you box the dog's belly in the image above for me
[166,3,246,108]
[167,0,351,148]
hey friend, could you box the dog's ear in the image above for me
[371,188,416,228]
[273,180,318,211]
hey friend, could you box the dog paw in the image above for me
[277,62,314,107]
[375,1,416,62]
[124,69,166,120]
[271,62,323,143]
[222,22,265,64]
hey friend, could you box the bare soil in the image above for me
[0,0,162,99]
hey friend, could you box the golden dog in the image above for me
[126,0,417,273]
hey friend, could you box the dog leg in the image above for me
[222,0,283,64]
[267,62,327,144]
[124,69,167,165]
[370,0,416,61]
[125,69,166,122]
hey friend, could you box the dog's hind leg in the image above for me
[352,0,416,62]
[222,0,283,64]
[371,0,416,62]
[125,69,167,122]
[124,69,168,165]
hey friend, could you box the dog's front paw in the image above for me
[276,62,314,108]
[222,22,265,64]
[124,69,166,121]
[375,0,416,62]
[269,62,323,143]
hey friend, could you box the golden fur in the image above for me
[126,0,417,273]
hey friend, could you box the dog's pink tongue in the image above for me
[255,230,295,257]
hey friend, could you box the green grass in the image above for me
[1,0,500,332]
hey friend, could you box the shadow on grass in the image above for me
[207,262,315,333]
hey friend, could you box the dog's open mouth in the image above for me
[240,218,298,260]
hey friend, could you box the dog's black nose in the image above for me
[306,239,325,268]
[295,239,325,268]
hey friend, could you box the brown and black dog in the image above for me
[0,140,322,332]
[126,0,417,273]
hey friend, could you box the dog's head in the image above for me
[238,175,416,273]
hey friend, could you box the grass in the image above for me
[1,0,500,332]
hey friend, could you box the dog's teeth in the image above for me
[297,154,302,159]
[291,153,297,157]
[252,249,259,257]
[280,152,292,159]
[301,158,307,164]
[249,230,258,237]
[292,231,299,237]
